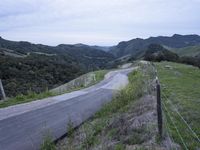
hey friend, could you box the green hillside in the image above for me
[170,45,200,57]
[156,62,200,149]
[109,34,200,58]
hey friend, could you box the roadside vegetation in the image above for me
[0,70,108,108]
[156,61,200,149]
[41,134,56,150]
[56,62,160,150]
[93,70,108,84]
[94,70,144,118]
[0,90,55,108]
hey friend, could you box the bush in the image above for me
[179,56,200,68]
[40,134,55,150]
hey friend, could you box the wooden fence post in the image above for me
[156,78,163,138]
[0,79,6,101]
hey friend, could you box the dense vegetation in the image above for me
[0,54,83,97]
[144,44,179,62]
[179,56,200,68]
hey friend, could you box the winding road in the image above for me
[0,67,136,150]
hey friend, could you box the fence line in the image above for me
[162,92,200,143]
[153,63,199,149]
[162,101,189,150]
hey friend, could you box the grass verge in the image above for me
[156,61,200,149]
[95,70,144,118]
[93,70,108,84]
[0,90,55,108]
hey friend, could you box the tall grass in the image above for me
[0,90,55,108]
[40,133,55,150]
[94,70,108,83]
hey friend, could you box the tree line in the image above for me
[144,44,200,68]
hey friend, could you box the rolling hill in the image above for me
[0,37,114,70]
[109,34,200,58]
[0,37,114,97]
[169,45,200,57]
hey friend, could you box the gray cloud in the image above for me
[0,0,200,45]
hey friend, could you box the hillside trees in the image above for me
[144,44,200,68]
[0,54,83,97]
[144,44,179,62]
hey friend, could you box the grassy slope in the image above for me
[170,45,200,57]
[156,61,200,149]
[0,70,108,108]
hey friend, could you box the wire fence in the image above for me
[162,92,200,143]
[162,100,189,150]
[153,63,200,149]
[162,110,177,150]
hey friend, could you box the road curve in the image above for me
[0,67,136,150]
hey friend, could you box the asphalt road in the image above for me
[0,67,135,150]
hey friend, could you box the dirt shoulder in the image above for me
[57,94,179,150]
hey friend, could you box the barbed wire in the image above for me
[162,111,177,150]
[152,64,199,148]
[162,92,200,143]
[162,101,189,150]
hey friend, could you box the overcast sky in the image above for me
[0,0,200,46]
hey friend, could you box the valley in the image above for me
[0,34,200,150]
[1,34,200,99]
[1,0,200,149]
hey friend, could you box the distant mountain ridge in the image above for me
[0,37,114,70]
[1,34,200,60]
[109,34,200,58]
